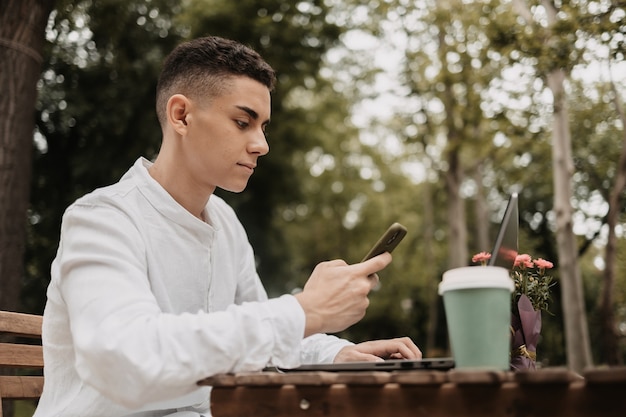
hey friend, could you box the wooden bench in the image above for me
[0,311,44,417]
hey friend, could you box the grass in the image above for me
[13,400,37,416]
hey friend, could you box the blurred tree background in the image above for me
[4,0,625,378]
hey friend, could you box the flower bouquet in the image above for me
[472,252,555,370]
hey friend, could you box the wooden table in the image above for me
[198,367,626,417]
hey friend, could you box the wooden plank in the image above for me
[390,370,449,385]
[0,376,44,399]
[584,366,626,384]
[333,371,390,385]
[210,380,626,417]
[198,373,237,387]
[0,311,44,414]
[447,369,513,384]
[514,367,581,384]
[0,312,42,338]
[263,372,338,386]
[199,372,339,387]
[0,343,44,368]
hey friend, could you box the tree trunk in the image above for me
[540,0,593,375]
[437,28,467,270]
[473,163,490,253]
[512,0,594,375]
[599,77,626,365]
[0,0,55,315]
[546,67,593,373]
[445,148,467,268]
[422,180,439,356]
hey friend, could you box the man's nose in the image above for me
[250,130,269,155]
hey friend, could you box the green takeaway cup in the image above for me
[438,266,514,370]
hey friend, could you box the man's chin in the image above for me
[218,184,248,194]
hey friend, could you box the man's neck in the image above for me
[148,154,213,220]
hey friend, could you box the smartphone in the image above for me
[360,222,408,262]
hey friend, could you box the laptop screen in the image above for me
[488,193,519,269]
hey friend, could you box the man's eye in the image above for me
[236,120,248,129]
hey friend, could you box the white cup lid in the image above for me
[438,266,514,294]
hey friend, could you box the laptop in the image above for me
[270,357,455,372]
[488,192,519,269]
[273,193,519,373]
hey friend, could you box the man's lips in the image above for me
[237,162,256,172]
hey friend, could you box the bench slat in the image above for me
[0,343,44,368]
[0,375,44,399]
[0,311,45,417]
[0,311,42,338]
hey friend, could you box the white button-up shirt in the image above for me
[33,158,351,417]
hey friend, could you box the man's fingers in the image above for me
[357,252,392,276]
[393,338,422,359]
[375,338,421,359]
[321,259,349,267]
[368,273,380,290]
[334,338,422,363]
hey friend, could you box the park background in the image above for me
[1,1,625,401]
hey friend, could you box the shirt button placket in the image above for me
[205,233,214,311]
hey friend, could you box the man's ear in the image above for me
[166,94,190,135]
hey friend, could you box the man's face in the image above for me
[181,76,271,194]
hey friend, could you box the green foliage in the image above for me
[26,0,184,313]
[22,0,626,366]
[25,0,348,308]
[338,0,625,364]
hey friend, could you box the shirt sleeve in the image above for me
[56,202,305,409]
[299,333,355,364]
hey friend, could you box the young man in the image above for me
[33,36,421,417]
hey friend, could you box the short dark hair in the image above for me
[156,36,276,127]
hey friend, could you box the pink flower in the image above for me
[473,249,554,313]
[534,258,554,269]
[514,254,533,268]
[472,252,492,264]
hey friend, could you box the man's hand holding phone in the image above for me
[295,253,392,337]
[295,223,407,337]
